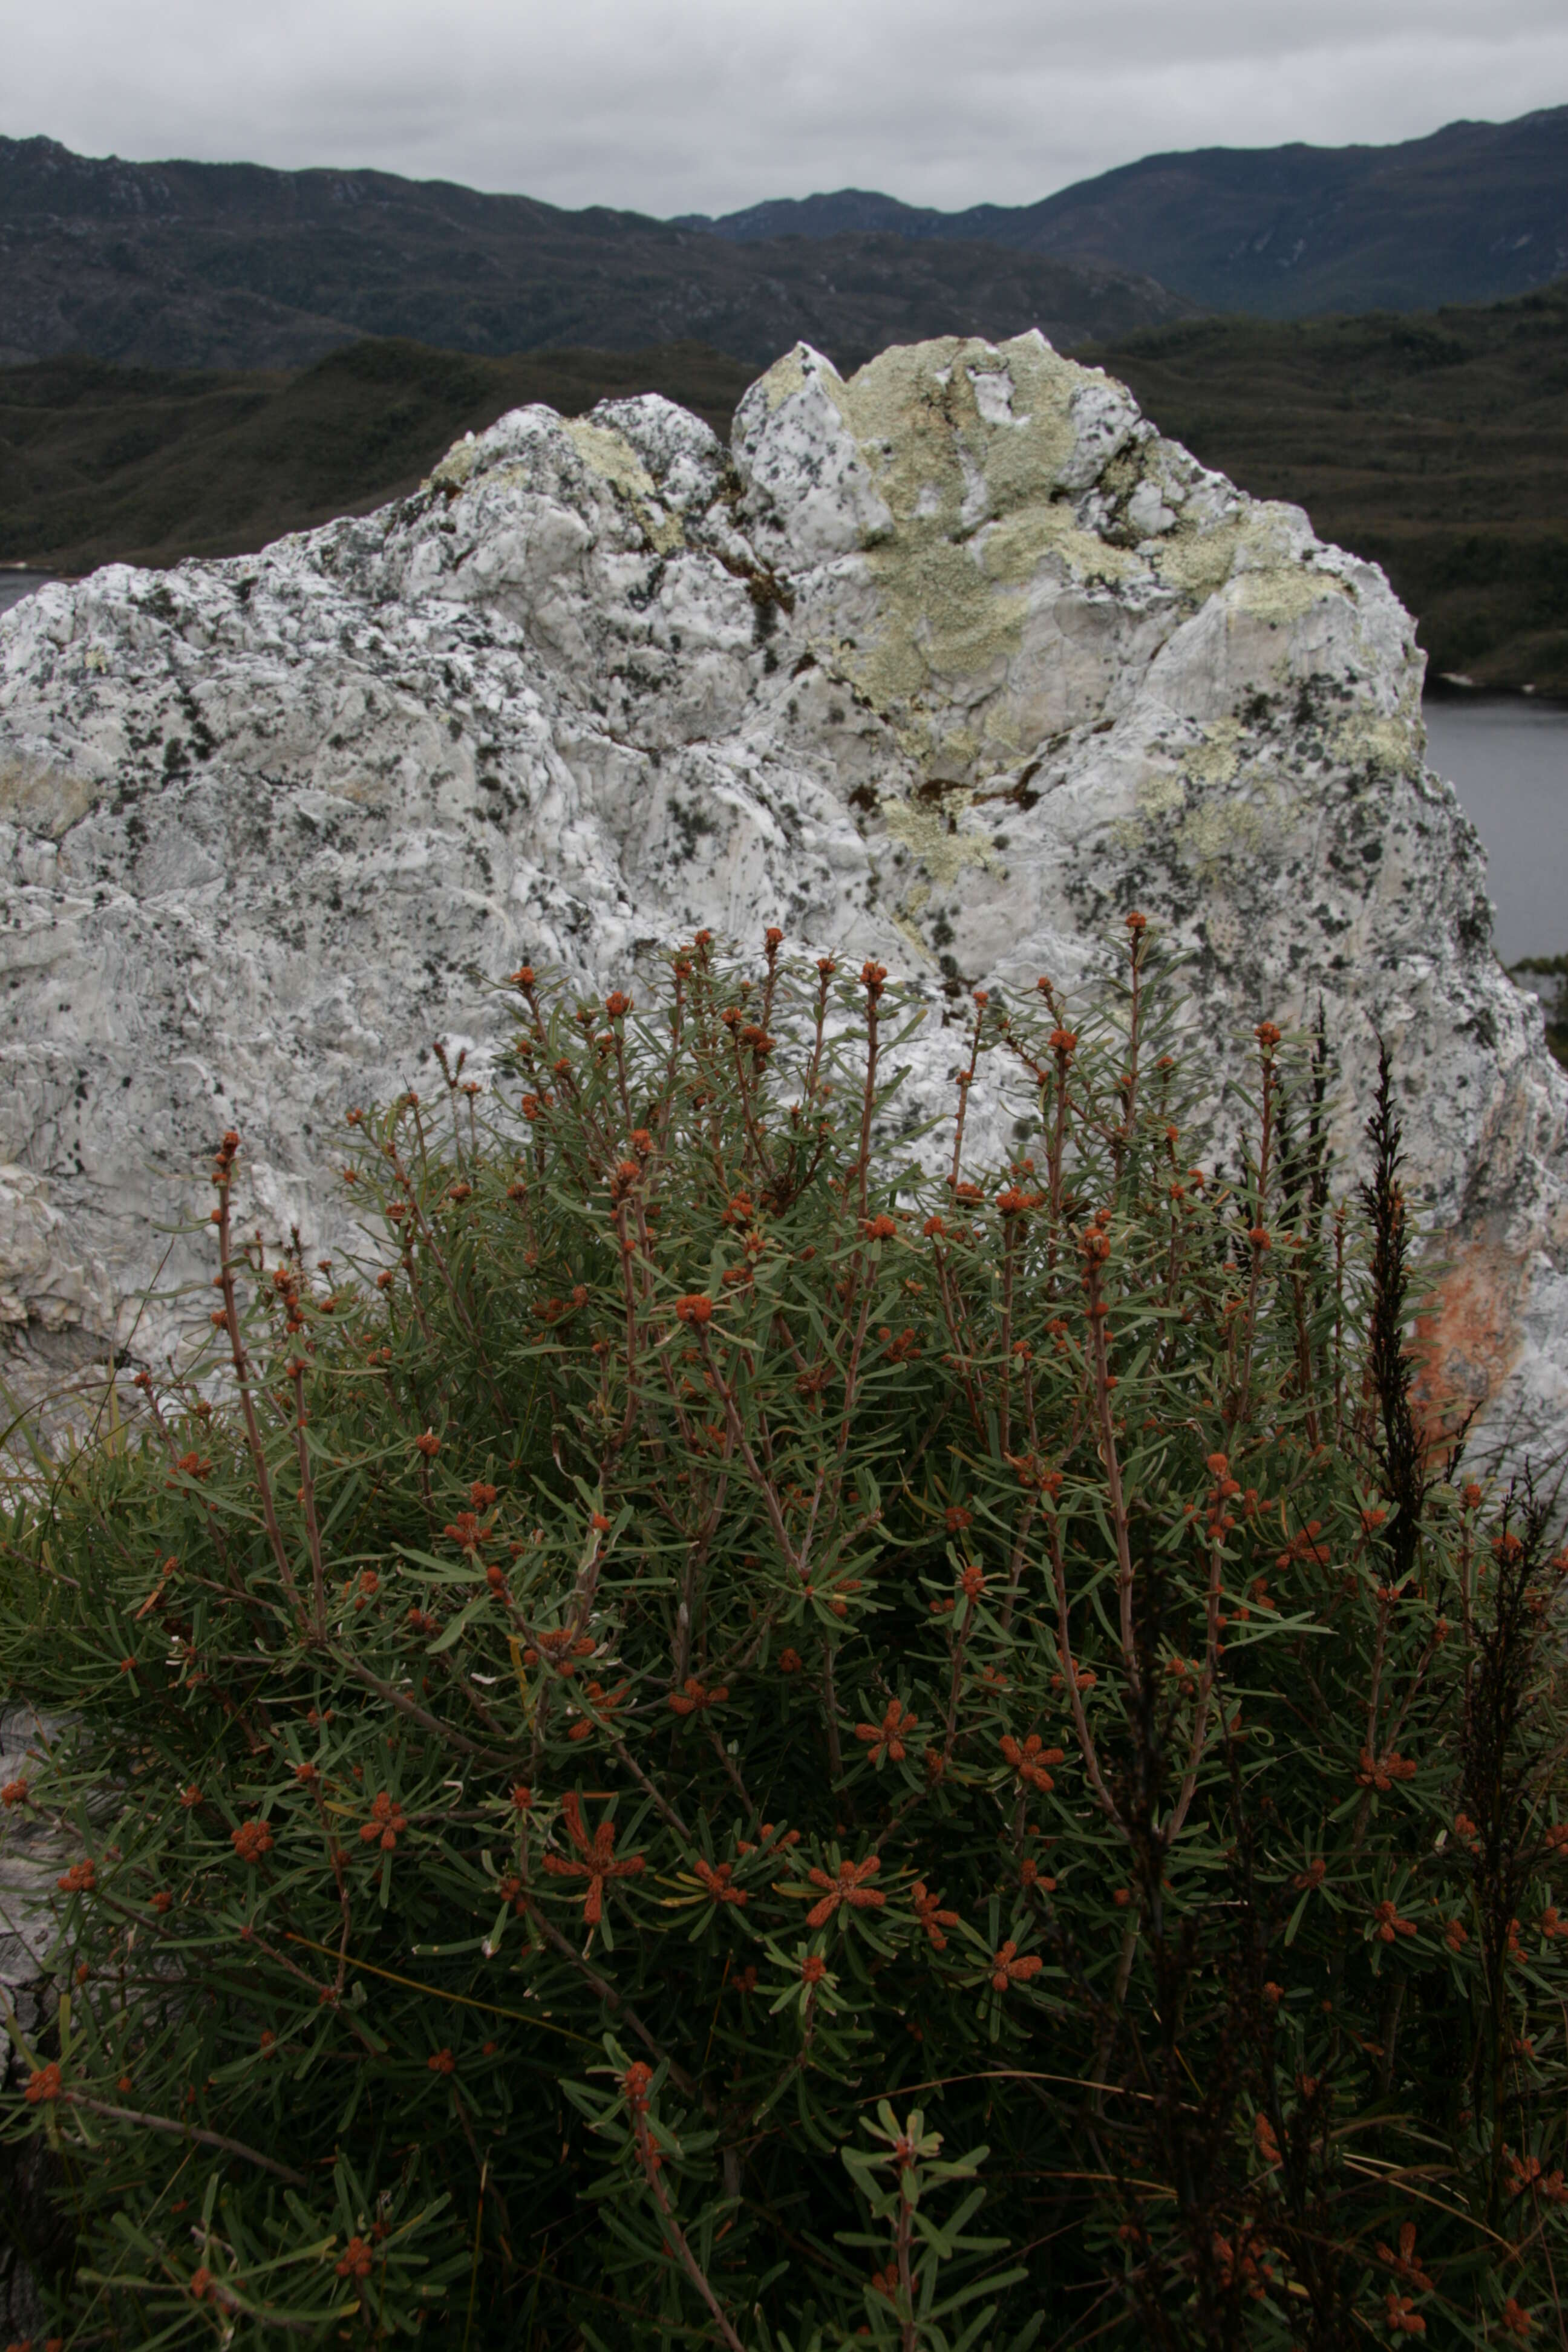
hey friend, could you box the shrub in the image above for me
[1,923,1566,2349]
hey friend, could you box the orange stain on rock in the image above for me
[1413,1236,1529,1446]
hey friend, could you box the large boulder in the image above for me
[2,332,1563,1451]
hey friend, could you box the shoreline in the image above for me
[1425,677,1568,713]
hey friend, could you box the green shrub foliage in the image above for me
[2,924,1566,2348]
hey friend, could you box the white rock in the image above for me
[0,1166,113,1330]
[1,332,1563,1457]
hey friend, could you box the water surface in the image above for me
[1423,697,1568,967]
[0,572,54,618]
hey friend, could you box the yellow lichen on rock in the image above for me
[564,420,684,553]
[1137,769,1188,822]
[1327,705,1423,780]
[882,791,1004,891]
[1179,792,1273,875]
[425,436,482,494]
[0,754,103,838]
[1152,503,1348,624]
[979,503,1137,592]
[808,338,1125,766]
[760,350,809,413]
[1184,718,1244,789]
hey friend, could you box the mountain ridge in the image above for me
[679,108,1568,316]
[0,134,1189,374]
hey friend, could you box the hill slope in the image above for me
[0,341,755,573]
[0,136,1188,375]
[685,108,1568,318]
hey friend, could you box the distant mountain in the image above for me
[682,108,1568,317]
[0,136,1190,375]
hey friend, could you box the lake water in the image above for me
[0,572,1561,961]
[0,571,53,617]
[1423,698,1568,967]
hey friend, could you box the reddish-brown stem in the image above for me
[1046,1512,1125,1832]
[857,985,881,1223]
[1114,923,1145,1193]
[1085,1259,1142,1706]
[331,1650,491,1761]
[801,967,833,1118]
[1165,1533,1227,1843]
[385,1134,511,1425]
[948,1000,985,1194]
[999,1495,1037,1636]
[1047,1042,1072,1230]
[1333,1204,1347,1449]
[59,2092,306,2184]
[821,1641,845,1783]
[693,1327,802,1578]
[897,2166,917,2352]
[524,1904,695,2096]
[938,1589,984,1768]
[998,1221,1016,1459]
[760,930,782,1033]
[604,1732,693,1842]
[613,1199,641,1398]
[1090,1924,1140,2112]
[1231,1042,1276,1431]
[1289,1248,1321,1446]
[631,2109,747,2352]
[729,1025,775,1184]
[927,1240,986,1437]
[312,1783,354,1998]
[289,1365,328,1642]
[707,1718,762,1828]
[214,1160,302,1626]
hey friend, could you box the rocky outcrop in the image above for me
[2,332,1564,1454]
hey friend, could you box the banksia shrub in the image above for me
[2,924,1566,2348]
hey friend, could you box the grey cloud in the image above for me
[6,0,1566,214]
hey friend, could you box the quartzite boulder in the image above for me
[2,332,1564,1452]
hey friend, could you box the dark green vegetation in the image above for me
[0,339,754,573]
[0,134,1188,379]
[685,105,1568,321]
[1093,283,1568,697]
[4,926,1567,2348]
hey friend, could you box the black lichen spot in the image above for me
[670,800,717,863]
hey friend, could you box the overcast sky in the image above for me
[5,0,1566,217]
